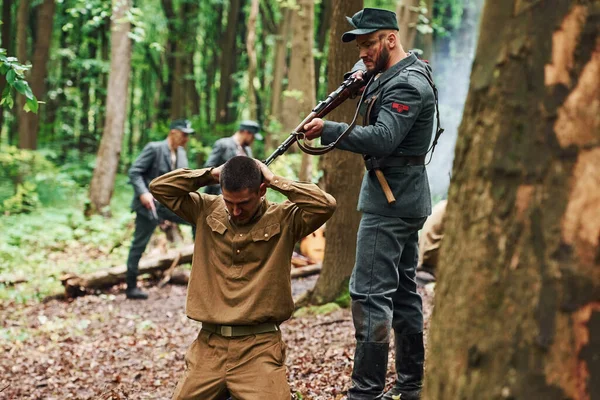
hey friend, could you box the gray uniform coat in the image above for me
[203,136,253,194]
[321,53,434,218]
[128,139,188,219]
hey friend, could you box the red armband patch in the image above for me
[392,102,410,113]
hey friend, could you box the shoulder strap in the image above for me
[406,67,444,163]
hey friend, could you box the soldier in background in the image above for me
[203,120,263,195]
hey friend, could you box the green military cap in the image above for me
[341,8,399,43]
[170,118,195,134]
[239,120,263,141]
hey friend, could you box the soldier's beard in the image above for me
[373,45,390,73]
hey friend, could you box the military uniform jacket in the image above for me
[128,139,188,219]
[149,168,336,324]
[203,136,254,195]
[204,136,253,168]
[321,53,435,218]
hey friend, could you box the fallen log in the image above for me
[61,246,322,297]
[61,244,194,297]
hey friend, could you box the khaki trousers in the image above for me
[172,329,291,400]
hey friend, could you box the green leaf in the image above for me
[6,69,16,84]
[25,96,39,114]
[13,80,34,100]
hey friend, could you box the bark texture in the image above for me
[87,0,132,216]
[216,0,242,124]
[245,0,260,120]
[281,0,316,182]
[308,0,364,305]
[396,0,420,50]
[18,0,55,150]
[424,2,600,399]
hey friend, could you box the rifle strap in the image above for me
[405,67,444,163]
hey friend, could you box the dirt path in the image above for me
[0,278,433,400]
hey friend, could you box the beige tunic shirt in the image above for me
[149,168,336,325]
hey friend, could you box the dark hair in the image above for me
[220,156,262,192]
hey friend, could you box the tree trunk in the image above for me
[314,0,332,95]
[202,3,223,127]
[16,0,54,150]
[216,0,242,125]
[396,0,419,50]
[308,0,364,305]
[87,0,132,216]
[281,0,316,181]
[419,0,434,60]
[265,6,292,151]
[0,0,14,138]
[245,0,259,120]
[425,2,600,399]
[15,0,28,146]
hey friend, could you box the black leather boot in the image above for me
[126,287,148,300]
[347,341,389,400]
[382,332,424,400]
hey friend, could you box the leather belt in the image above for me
[364,154,426,170]
[202,322,280,337]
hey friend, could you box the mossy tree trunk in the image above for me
[425,2,599,399]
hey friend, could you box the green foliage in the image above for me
[0,147,86,213]
[0,48,39,113]
[2,182,40,214]
[293,302,341,318]
[334,285,351,309]
[432,0,465,37]
[0,174,136,303]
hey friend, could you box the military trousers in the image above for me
[350,212,427,343]
[172,330,290,400]
[126,205,194,289]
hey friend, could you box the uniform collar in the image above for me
[365,52,418,97]
[211,197,272,232]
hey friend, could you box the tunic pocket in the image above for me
[206,215,231,268]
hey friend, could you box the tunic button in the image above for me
[239,234,243,237]
[274,179,279,183]
[236,250,240,254]
[283,184,287,188]
[264,233,268,238]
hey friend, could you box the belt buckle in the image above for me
[220,326,233,337]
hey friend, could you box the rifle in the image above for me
[264,70,375,166]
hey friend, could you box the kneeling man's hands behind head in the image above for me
[255,160,274,186]
[210,164,224,184]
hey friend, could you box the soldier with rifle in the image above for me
[303,8,440,400]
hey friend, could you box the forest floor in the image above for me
[0,275,434,400]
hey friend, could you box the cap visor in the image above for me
[181,128,195,134]
[341,28,378,42]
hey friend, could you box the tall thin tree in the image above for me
[281,0,316,182]
[245,0,260,120]
[17,0,55,150]
[307,0,364,305]
[87,0,132,216]
[425,2,599,398]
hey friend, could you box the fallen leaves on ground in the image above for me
[0,276,433,400]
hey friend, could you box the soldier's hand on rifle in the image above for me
[303,118,325,140]
[255,160,275,186]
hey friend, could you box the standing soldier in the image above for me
[203,120,263,195]
[125,119,195,300]
[304,8,438,400]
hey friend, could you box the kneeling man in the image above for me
[150,156,337,399]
